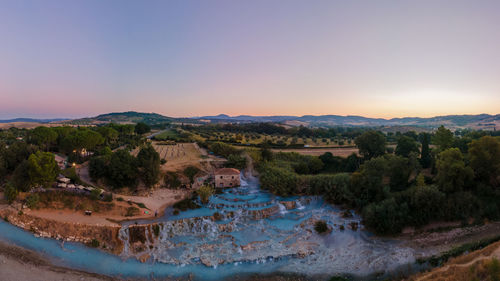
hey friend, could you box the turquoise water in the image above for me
[0,175,418,280]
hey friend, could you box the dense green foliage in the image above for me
[90,150,138,189]
[355,130,386,159]
[137,144,161,187]
[258,131,500,235]
[183,166,200,186]
[134,122,151,135]
[395,135,420,158]
[27,151,59,187]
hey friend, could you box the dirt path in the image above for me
[75,162,97,187]
[415,243,500,281]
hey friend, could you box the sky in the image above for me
[1,0,500,119]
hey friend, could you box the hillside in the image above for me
[0,118,67,124]
[194,113,500,129]
[65,111,196,125]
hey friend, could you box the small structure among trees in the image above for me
[214,168,240,188]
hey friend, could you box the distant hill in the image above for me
[194,113,500,130]
[66,111,196,125]
[0,118,67,123]
[6,111,498,130]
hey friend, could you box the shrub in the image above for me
[26,193,40,209]
[197,185,214,204]
[90,188,102,201]
[125,206,139,217]
[314,220,328,234]
[90,239,100,248]
[4,182,18,204]
[164,172,181,189]
[117,197,124,202]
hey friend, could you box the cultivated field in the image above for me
[132,142,213,172]
[271,147,359,157]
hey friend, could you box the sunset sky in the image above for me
[1,0,499,119]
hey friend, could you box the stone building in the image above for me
[214,168,240,188]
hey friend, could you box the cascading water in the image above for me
[0,172,420,281]
[277,203,288,215]
[295,200,305,210]
[115,173,417,279]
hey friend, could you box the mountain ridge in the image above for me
[2,111,498,129]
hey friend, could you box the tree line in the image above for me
[256,126,500,234]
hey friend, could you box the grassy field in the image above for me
[271,147,359,157]
[153,129,180,140]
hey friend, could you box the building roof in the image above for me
[214,168,240,175]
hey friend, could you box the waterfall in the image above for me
[118,226,130,256]
[278,203,288,215]
[296,200,305,210]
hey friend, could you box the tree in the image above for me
[27,151,58,187]
[416,173,426,187]
[344,153,360,172]
[183,166,200,186]
[363,198,409,234]
[395,136,420,158]
[134,122,151,135]
[387,155,414,192]
[261,146,273,162]
[436,148,473,193]
[350,156,388,208]
[106,150,138,189]
[4,182,18,204]
[11,160,31,192]
[197,185,214,204]
[420,133,432,168]
[96,126,119,146]
[89,156,109,181]
[225,154,246,170]
[468,136,500,187]
[433,126,454,151]
[355,131,386,160]
[137,144,161,187]
[29,127,57,151]
[406,185,445,226]
[259,164,298,196]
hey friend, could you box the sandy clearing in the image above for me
[114,188,190,217]
[21,188,190,226]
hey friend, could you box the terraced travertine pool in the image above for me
[0,174,418,280]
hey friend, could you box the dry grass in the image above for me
[411,241,500,281]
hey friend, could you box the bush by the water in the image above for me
[314,220,329,234]
[173,196,200,211]
[197,185,215,204]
